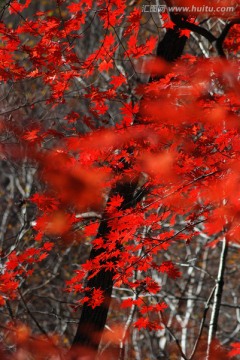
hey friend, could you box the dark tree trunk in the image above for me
[156,28,187,62]
[71,181,142,351]
[71,16,187,357]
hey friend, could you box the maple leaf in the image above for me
[127,34,137,52]
[180,29,191,38]
[22,129,42,143]
[107,195,124,213]
[89,288,104,308]
[0,296,5,306]
[103,33,115,48]
[145,36,158,54]
[229,343,240,357]
[84,223,99,237]
[27,68,40,78]
[99,60,114,72]
[134,317,162,330]
[134,317,149,330]
[30,193,59,212]
[9,0,31,14]
[6,258,19,271]
[38,252,48,261]
[64,111,79,123]
[43,242,54,251]
[144,278,161,294]
[124,8,141,36]
[2,0,240,354]
[121,298,134,308]
[92,237,105,249]
[162,14,175,30]
[140,302,168,314]
[67,3,81,13]
[110,74,126,89]
[159,261,181,279]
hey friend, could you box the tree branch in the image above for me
[170,13,217,44]
[216,19,240,56]
[206,237,229,360]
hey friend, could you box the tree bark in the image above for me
[206,237,229,360]
[72,181,144,351]
[71,17,188,357]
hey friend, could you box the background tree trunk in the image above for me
[72,19,188,355]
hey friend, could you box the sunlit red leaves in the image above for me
[110,74,126,89]
[66,270,86,294]
[137,278,161,294]
[0,44,26,81]
[124,8,142,36]
[5,323,63,360]
[40,151,107,211]
[106,195,124,213]
[68,0,93,13]
[140,302,168,314]
[99,59,114,72]
[121,297,142,309]
[103,33,116,49]
[22,129,43,143]
[2,0,240,351]
[121,298,168,323]
[224,25,240,55]
[157,261,181,279]
[228,343,240,357]
[84,222,99,237]
[120,102,139,127]
[33,211,76,240]
[0,244,54,304]
[137,58,240,233]
[6,247,52,272]
[200,167,240,242]
[0,273,19,304]
[161,14,175,30]
[89,288,105,309]
[139,151,175,180]
[64,13,86,34]
[67,2,83,13]
[127,35,158,59]
[101,324,125,346]
[180,29,191,38]
[9,0,32,14]
[139,58,239,111]
[98,0,125,28]
[136,57,171,77]
[79,287,105,309]
[42,241,54,251]
[13,324,31,345]
[134,317,163,331]
[64,111,79,124]
[66,125,143,154]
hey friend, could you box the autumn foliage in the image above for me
[0,0,240,359]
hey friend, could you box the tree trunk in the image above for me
[71,18,187,357]
[206,237,229,360]
[72,181,144,351]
